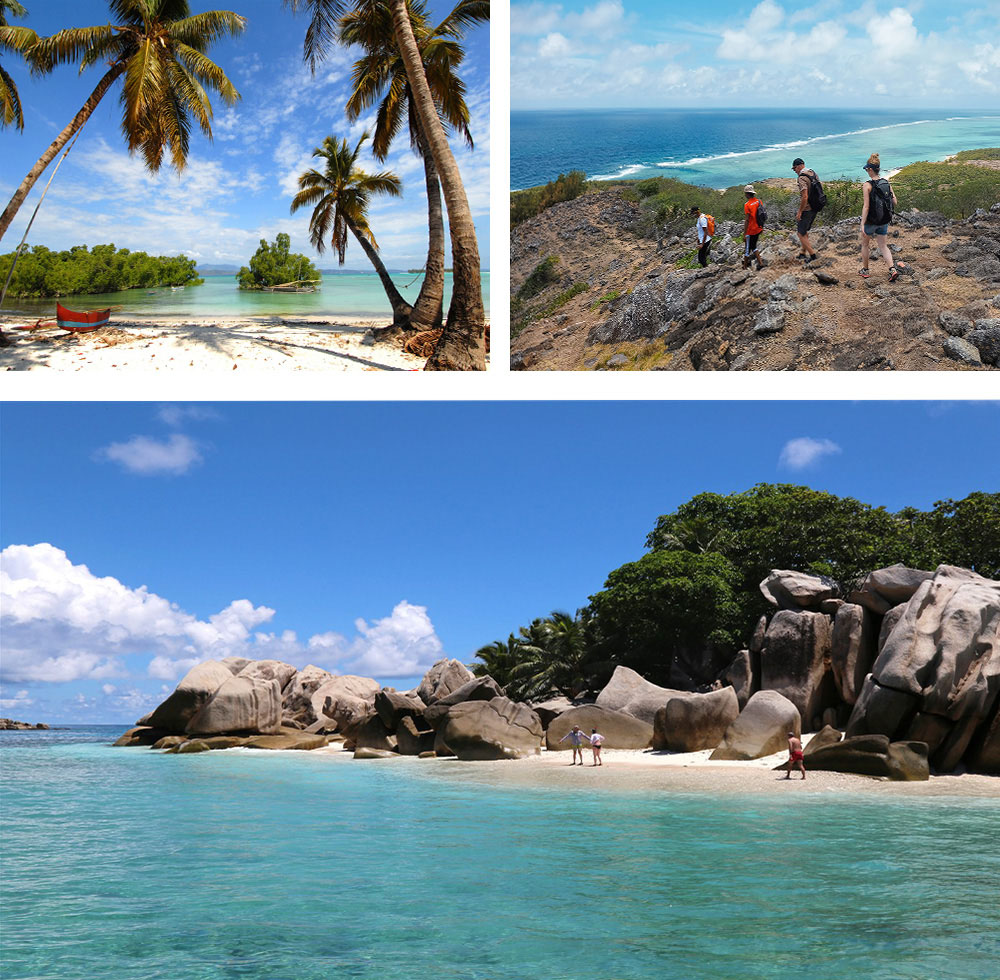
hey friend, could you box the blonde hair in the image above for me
[866,153,881,173]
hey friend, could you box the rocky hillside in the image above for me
[511,191,1000,370]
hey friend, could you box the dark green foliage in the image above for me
[890,160,1000,218]
[236,233,320,290]
[510,171,587,226]
[952,148,1000,162]
[516,254,560,301]
[476,485,999,695]
[0,243,202,298]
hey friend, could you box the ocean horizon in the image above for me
[1,272,491,321]
[3,726,999,979]
[511,108,1000,191]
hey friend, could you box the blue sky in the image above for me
[1,0,489,269]
[511,0,1000,109]
[1,400,998,724]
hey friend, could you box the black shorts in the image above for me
[797,210,816,235]
[745,234,760,254]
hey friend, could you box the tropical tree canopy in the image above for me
[0,0,37,130]
[290,131,401,262]
[236,234,319,290]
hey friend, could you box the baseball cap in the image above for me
[792,158,805,168]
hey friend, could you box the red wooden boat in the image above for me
[55,302,112,331]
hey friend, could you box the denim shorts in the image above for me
[863,222,889,236]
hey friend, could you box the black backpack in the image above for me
[806,171,827,212]
[868,178,894,225]
[755,199,767,227]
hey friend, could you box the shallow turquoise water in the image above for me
[1,272,491,320]
[2,727,998,980]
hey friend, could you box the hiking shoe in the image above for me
[859,267,870,279]
[756,259,767,270]
[888,266,899,283]
[804,254,818,265]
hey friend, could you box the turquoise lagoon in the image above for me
[1,272,491,321]
[2,727,998,980]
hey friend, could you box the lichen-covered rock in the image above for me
[653,687,740,752]
[760,609,836,727]
[710,691,801,761]
[595,665,684,725]
[759,569,839,610]
[416,659,474,705]
[547,705,653,751]
[145,661,233,733]
[442,697,543,760]
[186,675,282,736]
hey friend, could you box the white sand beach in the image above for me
[309,738,1000,799]
[0,314,428,372]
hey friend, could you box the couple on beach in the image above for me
[690,152,900,282]
[560,725,604,766]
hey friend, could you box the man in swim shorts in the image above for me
[785,732,805,780]
[559,725,588,765]
[589,728,605,766]
[792,158,818,264]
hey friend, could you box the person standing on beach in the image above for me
[742,185,766,271]
[791,158,820,264]
[690,206,713,267]
[859,153,900,283]
[785,732,805,780]
[559,725,589,765]
[589,728,605,766]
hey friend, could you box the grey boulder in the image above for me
[653,688,740,752]
[760,609,836,728]
[595,665,684,725]
[547,705,653,751]
[804,734,929,780]
[145,660,235,733]
[441,697,543,760]
[710,691,801,761]
[416,659,474,704]
[186,674,282,735]
[759,569,839,610]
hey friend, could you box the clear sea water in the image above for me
[1,272,491,320]
[2,726,999,980]
[511,108,1000,190]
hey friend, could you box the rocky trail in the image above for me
[511,190,1000,370]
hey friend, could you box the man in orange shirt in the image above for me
[742,184,766,271]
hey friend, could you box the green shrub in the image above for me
[517,255,560,301]
[589,289,621,310]
[511,171,588,226]
[891,161,1000,218]
[952,148,1000,162]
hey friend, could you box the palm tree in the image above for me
[0,1,37,131]
[340,0,484,335]
[0,0,246,242]
[290,131,413,326]
[284,0,487,370]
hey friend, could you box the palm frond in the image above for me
[173,42,240,106]
[0,60,23,128]
[30,26,117,75]
[169,11,247,51]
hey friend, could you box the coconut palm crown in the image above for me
[0,0,245,241]
[0,0,37,130]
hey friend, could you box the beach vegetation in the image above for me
[289,132,411,323]
[236,234,320,292]
[0,0,246,242]
[285,0,488,370]
[510,171,587,226]
[0,243,201,298]
[341,0,485,334]
[952,147,1000,162]
[475,485,1000,691]
[0,0,37,131]
[516,254,560,301]
[890,160,1000,218]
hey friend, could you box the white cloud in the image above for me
[866,7,920,60]
[0,689,34,711]
[96,433,203,476]
[778,437,843,469]
[1,544,444,687]
[156,405,221,428]
[539,32,572,58]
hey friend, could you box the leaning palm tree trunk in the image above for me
[345,216,412,326]
[409,131,445,331]
[0,63,123,242]
[389,0,484,370]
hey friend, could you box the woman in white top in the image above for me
[589,728,605,766]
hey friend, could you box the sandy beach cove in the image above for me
[0,313,430,372]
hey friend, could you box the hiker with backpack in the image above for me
[690,205,714,267]
[792,157,825,265]
[742,184,767,271]
[859,153,900,282]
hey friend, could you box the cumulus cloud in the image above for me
[866,7,919,60]
[156,405,221,428]
[1,544,445,687]
[96,433,203,476]
[778,437,843,470]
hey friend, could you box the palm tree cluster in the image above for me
[473,611,613,704]
[285,0,489,369]
[2,0,488,369]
